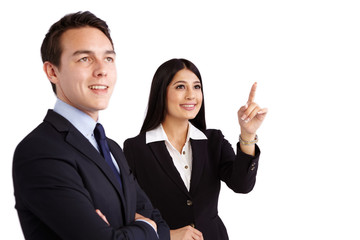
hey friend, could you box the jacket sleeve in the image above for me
[213,130,261,193]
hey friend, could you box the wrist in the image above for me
[239,134,258,145]
[239,132,256,142]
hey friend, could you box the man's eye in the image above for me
[79,57,89,62]
[105,57,114,62]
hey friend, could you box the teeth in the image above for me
[182,104,195,107]
[89,85,108,90]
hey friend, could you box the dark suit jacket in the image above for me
[123,129,260,240]
[13,110,170,240]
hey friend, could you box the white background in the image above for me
[1,0,360,239]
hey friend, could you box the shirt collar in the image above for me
[53,98,97,138]
[146,122,207,144]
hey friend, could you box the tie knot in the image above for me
[94,123,106,141]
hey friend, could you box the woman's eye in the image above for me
[194,84,202,89]
[176,85,185,89]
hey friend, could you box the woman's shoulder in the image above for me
[203,128,224,139]
[123,132,146,147]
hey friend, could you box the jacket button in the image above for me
[250,162,256,171]
[186,200,193,206]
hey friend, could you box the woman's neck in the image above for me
[162,118,189,153]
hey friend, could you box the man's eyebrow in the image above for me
[105,50,116,55]
[72,50,93,56]
[72,50,116,56]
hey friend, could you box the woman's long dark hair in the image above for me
[140,58,206,133]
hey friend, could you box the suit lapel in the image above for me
[189,139,207,195]
[44,110,127,208]
[148,141,190,196]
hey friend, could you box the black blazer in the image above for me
[13,110,170,240]
[124,129,260,240]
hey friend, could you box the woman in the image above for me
[124,58,267,240]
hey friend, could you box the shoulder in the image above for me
[13,119,73,173]
[14,110,84,164]
[122,133,148,169]
[190,129,226,150]
[15,120,59,155]
[123,133,146,149]
[203,128,225,140]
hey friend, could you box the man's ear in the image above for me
[43,61,59,84]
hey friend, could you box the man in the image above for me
[12,11,169,240]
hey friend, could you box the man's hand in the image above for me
[96,209,109,225]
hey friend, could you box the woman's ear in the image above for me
[43,61,59,84]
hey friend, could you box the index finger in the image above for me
[247,82,257,103]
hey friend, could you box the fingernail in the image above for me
[241,114,246,120]
[245,118,250,123]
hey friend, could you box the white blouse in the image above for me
[146,123,207,191]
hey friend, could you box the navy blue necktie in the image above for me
[94,123,123,188]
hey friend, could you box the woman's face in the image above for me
[165,68,203,122]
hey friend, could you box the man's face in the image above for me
[51,27,116,120]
